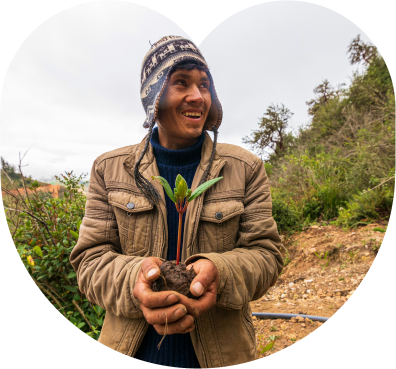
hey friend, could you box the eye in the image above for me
[175,80,186,86]
[199,82,210,89]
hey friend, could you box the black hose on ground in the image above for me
[252,312,329,322]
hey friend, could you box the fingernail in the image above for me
[147,268,158,278]
[167,294,179,304]
[192,282,203,295]
[174,308,187,319]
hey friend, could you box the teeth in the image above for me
[182,112,202,117]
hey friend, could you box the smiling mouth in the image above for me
[182,111,202,119]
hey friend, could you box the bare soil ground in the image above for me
[250,222,386,357]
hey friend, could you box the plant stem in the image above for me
[176,210,183,265]
[175,200,189,265]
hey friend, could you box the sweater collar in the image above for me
[150,127,205,166]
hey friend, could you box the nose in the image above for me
[185,84,204,104]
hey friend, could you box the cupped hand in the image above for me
[179,258,219,318]
[133,257,195,334]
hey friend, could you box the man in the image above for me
[70,35,283,368]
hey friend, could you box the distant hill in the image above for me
[1,157,65,199]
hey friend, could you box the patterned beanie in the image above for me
[140,36,222,131]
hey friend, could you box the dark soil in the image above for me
[152,261,197,299]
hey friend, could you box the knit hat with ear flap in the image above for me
[140,35,222,131]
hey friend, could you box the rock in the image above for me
[302,294,308,299]
[288,334,297,340]
[301,323,306,328]
[281,294,287,299]
[304,279,313,283]
[290,317,297,323]
[252,316,257,321]
[289,282,295,287]
[296,316,305,322]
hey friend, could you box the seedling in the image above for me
[315,251,329,269]
[152,174,223,265]
[259,341,275,354]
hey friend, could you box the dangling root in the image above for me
[157,309,168,350]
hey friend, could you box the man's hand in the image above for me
[133,257,195,335]
[181,259,219,318]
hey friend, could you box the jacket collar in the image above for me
[123,131,222,182]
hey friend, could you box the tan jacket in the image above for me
[70,133,283,367]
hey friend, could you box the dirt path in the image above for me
[250,222,386,357]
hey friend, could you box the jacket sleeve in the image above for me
[69,158,144,319]
[185,158,283,309]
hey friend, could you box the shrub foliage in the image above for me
[2,169,104,339]
[244,35,395,232]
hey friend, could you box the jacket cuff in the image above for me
[129,258,145,317]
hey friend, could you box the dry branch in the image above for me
[72,300,95,333]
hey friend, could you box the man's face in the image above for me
[157,68,212,150]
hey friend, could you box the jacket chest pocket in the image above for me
[198,200,244,253]
[108,191,154,256]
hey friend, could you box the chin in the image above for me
[185,127,204,139]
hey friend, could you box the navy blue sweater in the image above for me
[134,127,204,368]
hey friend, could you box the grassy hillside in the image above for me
[245,36,395,232]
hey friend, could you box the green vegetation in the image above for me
[244,35,394,233]
[2,166,104,339]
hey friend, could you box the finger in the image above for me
[135,284,180,309]
[153,315,195,335]
[178,284,217,318]
[141,303,187,325]
[190,261,218,297]
[140,257,163,282]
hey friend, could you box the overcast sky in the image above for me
[0,1,371,182]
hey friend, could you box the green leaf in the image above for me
[175,174,183,190]
[67,271,77,279]
[33,246,43,257]
[260,340,275,354]
[77,220,82,231]
[77,322,86,329]
[64,285,78,293]
[189,177,223,201]
[177,177,188,199]
[152,176,177,203]
[70,230,79,240]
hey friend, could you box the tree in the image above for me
[347,34,378,66]
[306,79,345,116]
[243,104,294,158]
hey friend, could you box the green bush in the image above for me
[303,185,348,221]
[3,171,105,339]
[272,194,301,233]
[337,183,394,228]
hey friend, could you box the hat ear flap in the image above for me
[204,103,219,131]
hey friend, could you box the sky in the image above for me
[1,1,371,182]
